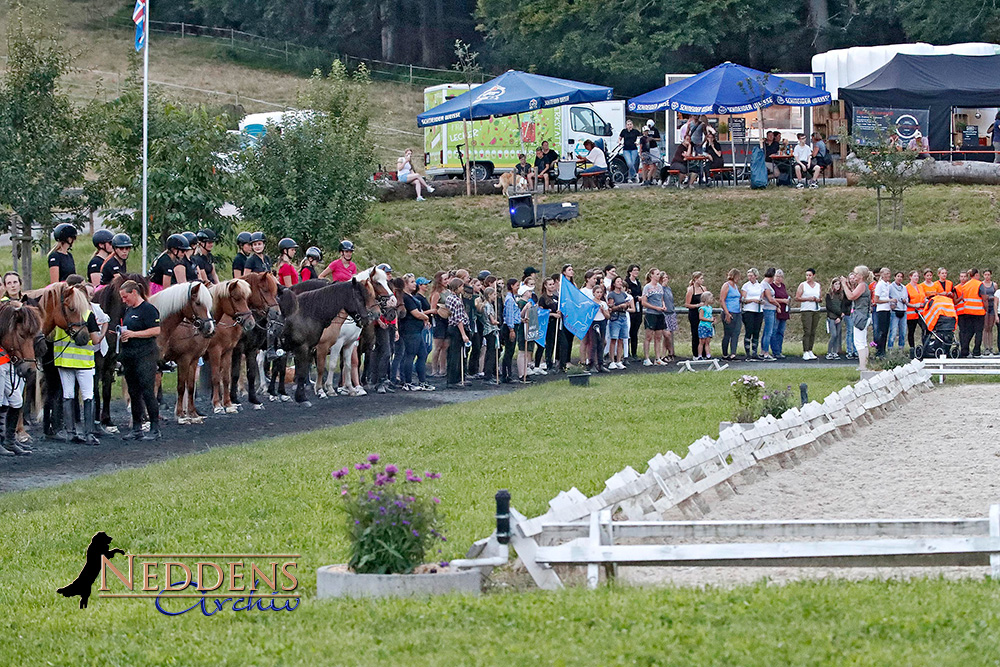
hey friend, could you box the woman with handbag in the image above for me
[843,266,872,371]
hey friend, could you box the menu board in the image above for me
[852,107,929,145]
[962,125,980,147]
[729,117,746,141]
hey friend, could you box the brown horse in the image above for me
[33,282,91,435]
[230,272,280,410]
[206,279,254,414]
[0,301,43,456]
[150,282,216,424]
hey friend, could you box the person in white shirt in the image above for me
[873,267,893,356]
[740,268,766,360]
[577,139,607,175]
[792,133,816,189]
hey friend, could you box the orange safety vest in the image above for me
[905,283,925,320]
[0,348,8,365]
[956,279,985,316]
[924,295,957,330]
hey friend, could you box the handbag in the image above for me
[851,308,869,331]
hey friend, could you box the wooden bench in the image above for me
[676,358,729,373]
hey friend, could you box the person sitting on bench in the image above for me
[576,139,608,187]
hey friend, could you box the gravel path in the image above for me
[623,383,1000,587]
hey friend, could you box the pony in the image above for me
[93,273,147,433]
[33,282,91,436]
[150,282,215,424]
[266,278,329,402]
[230,272,281,410]
[205,279,254,414]
[0,301,43,456]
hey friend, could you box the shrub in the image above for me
[333,454,447,574]
[730,374,765,423]
[869,348,910,371]
[760,385,795,419]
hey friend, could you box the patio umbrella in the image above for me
[417,70,614,127]
[627,61,830,115]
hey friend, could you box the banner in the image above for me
[534,308,550,346]
[524,303,540,343]
[852,107,929,146]
[558,276,599,340]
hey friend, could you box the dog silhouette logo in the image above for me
[57,532,125,609]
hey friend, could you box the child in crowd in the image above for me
[589,283,611,372]
[697,292,715,359]
[481,287,500,384]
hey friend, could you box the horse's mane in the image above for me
[210,279,251,302]
[97,273,147,310]
[39,282,89,319]
[0,301,41,349]
[151,282,213,319]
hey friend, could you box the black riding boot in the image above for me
[81,399,100,446]
[55,398,80,443]
[6,406,31,452]
[0,406,29,456]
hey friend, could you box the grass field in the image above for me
[5,368,1000,665]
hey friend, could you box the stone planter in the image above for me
[719,421,755,435]
[860,370,879,381]
[568,372,591,387]
[316,564,483,599]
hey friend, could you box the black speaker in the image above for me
[509,194,537,229]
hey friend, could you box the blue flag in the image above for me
[535,308,550,347]
[133,0,147,52]
[559,276,599,340]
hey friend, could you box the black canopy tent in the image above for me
[839,54,1000,152]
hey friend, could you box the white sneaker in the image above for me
[416,196,426,201]
[427,185,435,193]
[539,362,548,370]
[643,358,653,366]
[796,181,805,189]
[536,368,547,375]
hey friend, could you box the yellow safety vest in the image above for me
[53,310,95,370]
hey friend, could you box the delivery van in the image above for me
[423,83,626,180]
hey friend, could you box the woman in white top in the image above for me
[397,148,435,201]
[795,268,823,360]
[740,268,766,360]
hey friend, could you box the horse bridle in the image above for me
[60,289,88,339]
[180,283,216,335]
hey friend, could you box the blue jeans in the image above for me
[401,331,427,385]
[769,318,787,356]
[623,149,639,180]
[846,319,857,356]
[761,310,776,356]
[888,312,907,349]
[608,317,628,340]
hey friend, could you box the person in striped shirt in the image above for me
[445,278,470,388]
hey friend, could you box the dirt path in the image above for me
[623,384,1000,587]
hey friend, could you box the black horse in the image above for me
[230,272,281,410]
[266,279,330,401]
[94,274,147,432]
[282,278,375,405]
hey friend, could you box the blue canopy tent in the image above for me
[417,70,614,127]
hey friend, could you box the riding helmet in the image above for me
[53,223,78,243]
[250,231,266,243]
[196,228,217,243]
[339,240,355,252]
[236,231,253,246]
[305,246,322,261]
[166,233,191,251]
[111,233,134,249]
[377,263,393,274]
[92,229,114,247]
[181,231,198,248]
[278,237,299,251]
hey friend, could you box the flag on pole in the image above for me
[133,0,147,52]
[534,308,550,347]
[558,276,599,340]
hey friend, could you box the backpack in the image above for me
[776,169,791,187]
[749,146,768,189]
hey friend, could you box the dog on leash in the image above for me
[496,172,529,196]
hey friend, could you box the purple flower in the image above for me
[762,395,769,400]
[340,487,349,496]
[379,506,387,515]
[439,560,449,568]
[355,463,371,471]
[331,467,349,479]
[374,473,387,486]
[425,472,441,479]
[367,453,380,464]
[432,497,440,504]
[412,529,420,537]
[385,464,398,476]
[402,520,410,525]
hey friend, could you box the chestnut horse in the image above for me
[94,273,148,433]
[230,272,280,410]
[0,301,43,456]
[151,282,216,424]
[34,282,91,435]
[206,279,254,414]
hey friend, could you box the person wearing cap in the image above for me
[906,130,929,158]
[87,230,115,286]
[398,273,435,392]
[276,238,299,287]
[193,229,219,284]
[177,232,199,284]
[646,119,662,162]
[522,266,539,285]
[100,234,133,286]
[48,224,78,284]
[150,234,191,292]
[299,247,323,281]
[233,231,252,279]
[320,240,357,281]
[244,232,272,274]
[370,263,396,393]
[477,269,491,282]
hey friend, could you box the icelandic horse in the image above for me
[34,282,91,435]
[205,279,254,414]
[230,272,280,410]
[150,282,216,424]
[0,301,43,455]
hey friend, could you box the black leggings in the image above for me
[907,318,926,349]
[501,325,517,380]
[742,311,763,355]
[688,301,702,356]
[533,316,557,367]
[874,310,890,355]
[122,352,159,429]
[556,323,574,369]
[628,311,642,358]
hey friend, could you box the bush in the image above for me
[333,454,447,574]
[869,348,910,371]
[760,385,795,419]
[730,374,765,423]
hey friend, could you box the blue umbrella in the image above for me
[627,62,830,115]
[417,70,613,127]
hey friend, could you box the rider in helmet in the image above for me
[100,234,133,286]
[180,232,199,283]
[149,233,191,292]
[276,238,300,287]
[320,239,357,281]
[244,231,272,274]
[233,231,253,279]
[299,246,323,282]
[88,230,115,286]
[193,229,219,284]
[48,223,79,283]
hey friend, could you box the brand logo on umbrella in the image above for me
[776,95,786,105]
[474,84,506,104]
[670,101,679,110]
[528,98,538,110]
[606,91,612,100]
[718,106,728,114]
[628,102,635,111]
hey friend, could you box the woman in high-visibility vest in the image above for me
[905,270,927,351]
[53,276,103,445]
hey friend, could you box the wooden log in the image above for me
[377,178,504,202]
[918,159,1000,185]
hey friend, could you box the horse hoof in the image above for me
[213,406,226,415]
[299,401,312,408]
[268,394,278,402]
[225,406,239,414]
[177,416,191,425]
[316,390,327,399]
[100,425,119,435]
[280,395,291,402]
[192,416,205,424]
[253,403,264,411]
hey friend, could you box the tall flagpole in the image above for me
[140,0,150,273]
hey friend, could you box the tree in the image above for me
[452,40,481,196]
[93,62,238,255]
[0,8,91,288]
[236,61,376,250]
[845,131,921,230]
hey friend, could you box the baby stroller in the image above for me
[914,310,959,360]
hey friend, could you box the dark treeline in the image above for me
[147,0,1000,95]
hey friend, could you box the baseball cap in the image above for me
[646,119,654,127]
[477,270,491,281]
[416,277,431,286]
